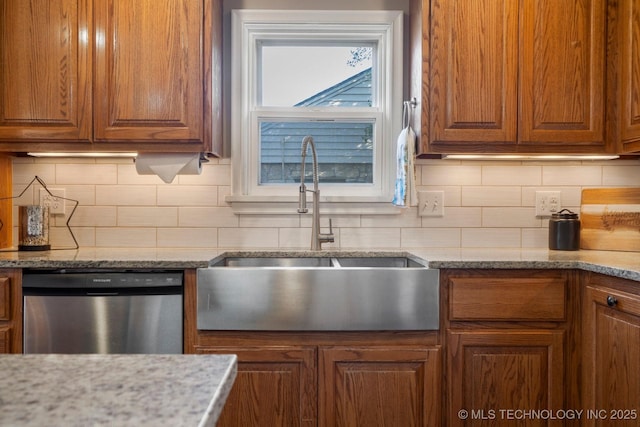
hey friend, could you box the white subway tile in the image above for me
[462,187,522,206]
[300,215,360,228]
[522,228,548,248]
[401,228,461,248]
[157,228,217,248]
[179,207,238,228]
[71,206,117,227]
[462,228,521,247]
[96,185,156,206]
[361,210,421,227]
[56,164,118,185]
[217,186,231,205]
[542,165,602,186]
[10,158,639,251]
[239,214,300,228]
[279,227,339,249]
[339,228,400,249]
[482,207,540,227]
[420,165,481,186]
[11,185,34,205]
[157,186,217,207]
[12,163,56,185]
[95,228,157,247]
[420,207,482,227]
[64,185,96,206]
[483,165,542,186]
[602,165,640,186]
[278,228,312,249]
[117,207,178,227]
[218,228,279,248]
[50,226,95,248]
[11,157,35,164]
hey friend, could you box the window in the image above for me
[229,10,403,213]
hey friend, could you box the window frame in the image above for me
[229,9,403,214]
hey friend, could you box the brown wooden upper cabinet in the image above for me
[607,0,640,153]
[0,0,221,155]
[424,0,610,154]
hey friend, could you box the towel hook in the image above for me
[402,98,417,129]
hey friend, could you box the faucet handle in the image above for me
[319,218,335,245]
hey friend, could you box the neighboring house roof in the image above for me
[294,67,372,107]
[261,68,373,166]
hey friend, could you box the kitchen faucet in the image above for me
[298,135,334,250]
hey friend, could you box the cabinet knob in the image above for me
[606,295,618,307]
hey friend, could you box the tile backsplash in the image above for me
[10,156,640,250]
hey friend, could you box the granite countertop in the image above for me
[0,247,637,282]
[0,354,237,427]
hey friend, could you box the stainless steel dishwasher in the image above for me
[23,269,183,354]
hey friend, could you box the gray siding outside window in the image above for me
[260,68,374,184]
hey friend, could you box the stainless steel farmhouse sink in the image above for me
[197,253,439,331]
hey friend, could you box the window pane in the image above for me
[260,45,373,107]
[259,120,374,184]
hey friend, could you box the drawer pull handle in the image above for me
[606,295,618,307]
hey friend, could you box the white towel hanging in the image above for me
[392,101,418,207]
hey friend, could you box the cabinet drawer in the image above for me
[0,277,9,321]
[449,277,566,321]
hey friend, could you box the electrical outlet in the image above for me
[39,188,66,215]
[418,191,444,217]
[535,191,561,217]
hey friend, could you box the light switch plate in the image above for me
[418,191,444,217]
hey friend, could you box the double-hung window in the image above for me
[229,10,403,213]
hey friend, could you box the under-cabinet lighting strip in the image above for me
[27,152,138,158]
[442,154,620,161]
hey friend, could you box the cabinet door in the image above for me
[447,330,564,427]
[519,0,606,148]
[94,0,203,144]
[0,326,9,354]
[196,346,317,427]
[429,0,519,148]
[583,286,640,427]
[428,0,607,153]
[320,346,441,427]
[0,276,9,321]
[0,270,20,353]
[620,0,640,152]
[0,0,92,142]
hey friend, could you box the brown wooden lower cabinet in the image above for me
[193,337,441,427]
[0,326,10,353]
[447,329,565,426]
[0,269,21,353]
[320,346,441,427]
[442,269,575,427]
[196,346,317,427]
[186,268,640,426]
[583,274,640,427]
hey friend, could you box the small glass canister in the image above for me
[549,209,580,251]
[19,205,51,251]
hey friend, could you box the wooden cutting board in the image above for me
[580,188,640,252]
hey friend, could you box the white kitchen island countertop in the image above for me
[0,354,237,427]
